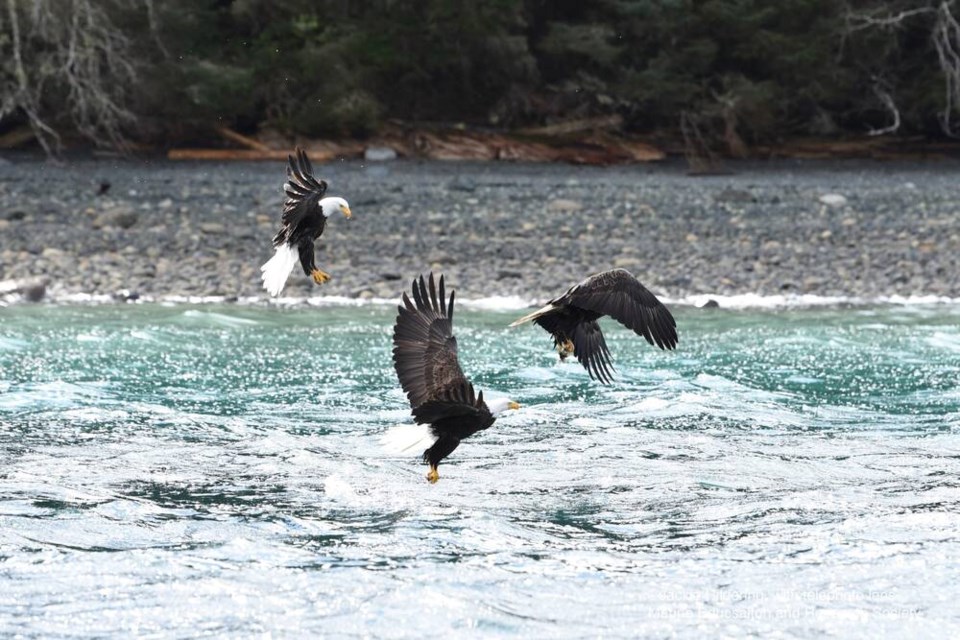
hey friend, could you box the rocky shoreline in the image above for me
[1,153,959,306]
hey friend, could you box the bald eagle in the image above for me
[510,269,677,384]
[390,273,519,483]
[260,147,352,297]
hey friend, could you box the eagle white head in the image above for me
[320,196,352,219]
[487,397,521,416]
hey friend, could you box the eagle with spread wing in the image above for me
[390,273,519,483]
[510,269,677,384]
[260,147,352,297]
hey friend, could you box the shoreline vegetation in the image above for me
[8,2,960,163]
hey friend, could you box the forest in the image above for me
[3,0,960,156]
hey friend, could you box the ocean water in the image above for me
[1,302,958,638]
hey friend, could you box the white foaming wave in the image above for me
[180,309,258,326]
[926,331,960,352]
[298,293,533,310]
[614,389,811,428]
[0,380,114,411]
[0,336,30,351]
[129,329,163,342]
[323,475,360,501]
[569,416,615,429]
[179,292,533,310]
[53,292,117,304]
[672,292,960,309]
[305,295,395,307]
[514,366,559,382]
[457,295,532,311]
[880,294,960,305]
[19,287,960,310]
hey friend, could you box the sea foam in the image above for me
[12,288,960,310]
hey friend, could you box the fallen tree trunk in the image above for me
[517,115,624,137]
[167,125,667,165]
[215,126,271,151]
[0,126,36,149]
[167,148,335,162]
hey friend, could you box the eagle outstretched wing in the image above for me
[393,273,486,415]
[571,320,616,384]
[559,269,678,350]
[273,147,328,246]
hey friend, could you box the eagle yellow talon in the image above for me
[558,338,574,360]
[311,269,331,284]
[426,466,440,484]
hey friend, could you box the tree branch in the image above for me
[1,0,156,154]
[933,0,960,135]
[867,80,901,135]
[845,6,935,33]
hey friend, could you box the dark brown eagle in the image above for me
[390,273,519,483]
[510,269,677,384]
[260,147,351,297]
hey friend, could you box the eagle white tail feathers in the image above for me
[380,423,438,455]
[509,303,558,327]
[260,244,299,297]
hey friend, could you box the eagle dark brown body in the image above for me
[260,147,351,297]
[392,273,518,483]
[511,269,677,384]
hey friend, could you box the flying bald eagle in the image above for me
[260,147,352,297]
[389,273,520,483]
[510,269,677,384]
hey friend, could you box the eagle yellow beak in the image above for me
[508,401,521,410]
[341,206,352,219]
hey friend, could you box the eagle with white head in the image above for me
[260,147,352,297]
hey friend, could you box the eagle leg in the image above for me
[310,268,331,284]
[426,465,440,484]
[557,337,575,361]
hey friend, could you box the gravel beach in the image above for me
[1,153,958,304]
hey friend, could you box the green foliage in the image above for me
[5,0,960,149]
[539,22,622,68]
[291,89,381,138]
[184,62,256,115]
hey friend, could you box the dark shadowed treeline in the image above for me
[3,0,960,153]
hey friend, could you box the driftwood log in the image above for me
[167,124,666,165]
[167,149,335,162]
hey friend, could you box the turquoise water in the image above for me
[1,303,959,638]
